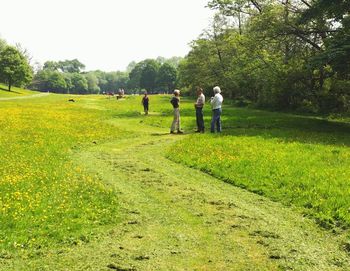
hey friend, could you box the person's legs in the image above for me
[216,108,222,132]
[197,107,204,132]
[176,109,181,132]
[171,108,178,132]
[171,108,181,132]
[210,110,215,133]
[211,109,220,133]
[196,108,200,131]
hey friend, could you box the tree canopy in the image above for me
[177,0,350,113]
[0,45,33,91]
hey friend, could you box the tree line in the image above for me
[0,37,181,95]
[32,56,181,95]
[178,0,350,113]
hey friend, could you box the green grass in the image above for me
[81,94,350,228]
[166,101,350,229]
[0,83,39,97]
[0,93,349,270]
[0,94,120,252]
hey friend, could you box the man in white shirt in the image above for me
[210,86,223,133]
[194,87,205,133]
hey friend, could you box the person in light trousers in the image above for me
[170,89,183,134]
[210,86,223,133]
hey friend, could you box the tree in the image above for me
[58,59,85,73]
[31,70,68,93]
[0,38,7,53]
[175,0,350,112]
[43,60,59,71]
[126,61,137,72]
[128,62,144,91]
[157,63,177,91]
[85,73,100,94]
[70,73,88,94]
[0,46,33,91]
[140,59,160,92]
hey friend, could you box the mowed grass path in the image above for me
[0,93,349,270]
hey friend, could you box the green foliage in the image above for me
[43,59,85,73]
[70,73,88,94]
[128,58,180,93]
[43,60,60,71]
[178,0,350,113]
[0,38,7,53]
[140,59,160,91]
[32,70,67,93]
[58,59,85,73]
[85,73,100,94]
[31,57,181,95]
[128,62,143,91]
[157,63,177,91]
[0,46,33,91]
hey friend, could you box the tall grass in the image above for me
[0,95,119,251]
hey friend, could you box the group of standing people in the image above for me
[141,86,223,134]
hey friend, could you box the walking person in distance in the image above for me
[142,92,149,115]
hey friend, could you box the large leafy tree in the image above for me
[43,59,85,73]
[70,73,88,94]
[0,46,33,91]
[43,60,59,71]
[128,62,144,91]
[157,63,177,91]
[0,39,7,53]
[140,59,160,92]
[32,70,68,93]
[85,73,100,94]
[58,59,85,73]
[176,0,350,112]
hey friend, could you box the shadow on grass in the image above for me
[150,132,171,136]
[221,107,350,147]
[180,100,350,147]
[0,86,22,94]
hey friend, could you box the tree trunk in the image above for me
[238,11,242,35]
[8,77,12,91]
[284,0,290,64]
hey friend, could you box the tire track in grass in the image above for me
[0,93,50,101]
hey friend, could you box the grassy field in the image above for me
[166,101,350,229]
[0,93,120,252]
[0,83,39,97]
[0,91,349,270]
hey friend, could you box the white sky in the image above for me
[0,0,214,71]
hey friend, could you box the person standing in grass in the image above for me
[194,87,205,133]
[170,89,183,134]
[210,86,223,133]
[142,92,149,115]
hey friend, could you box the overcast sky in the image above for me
[0,0,214,71]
